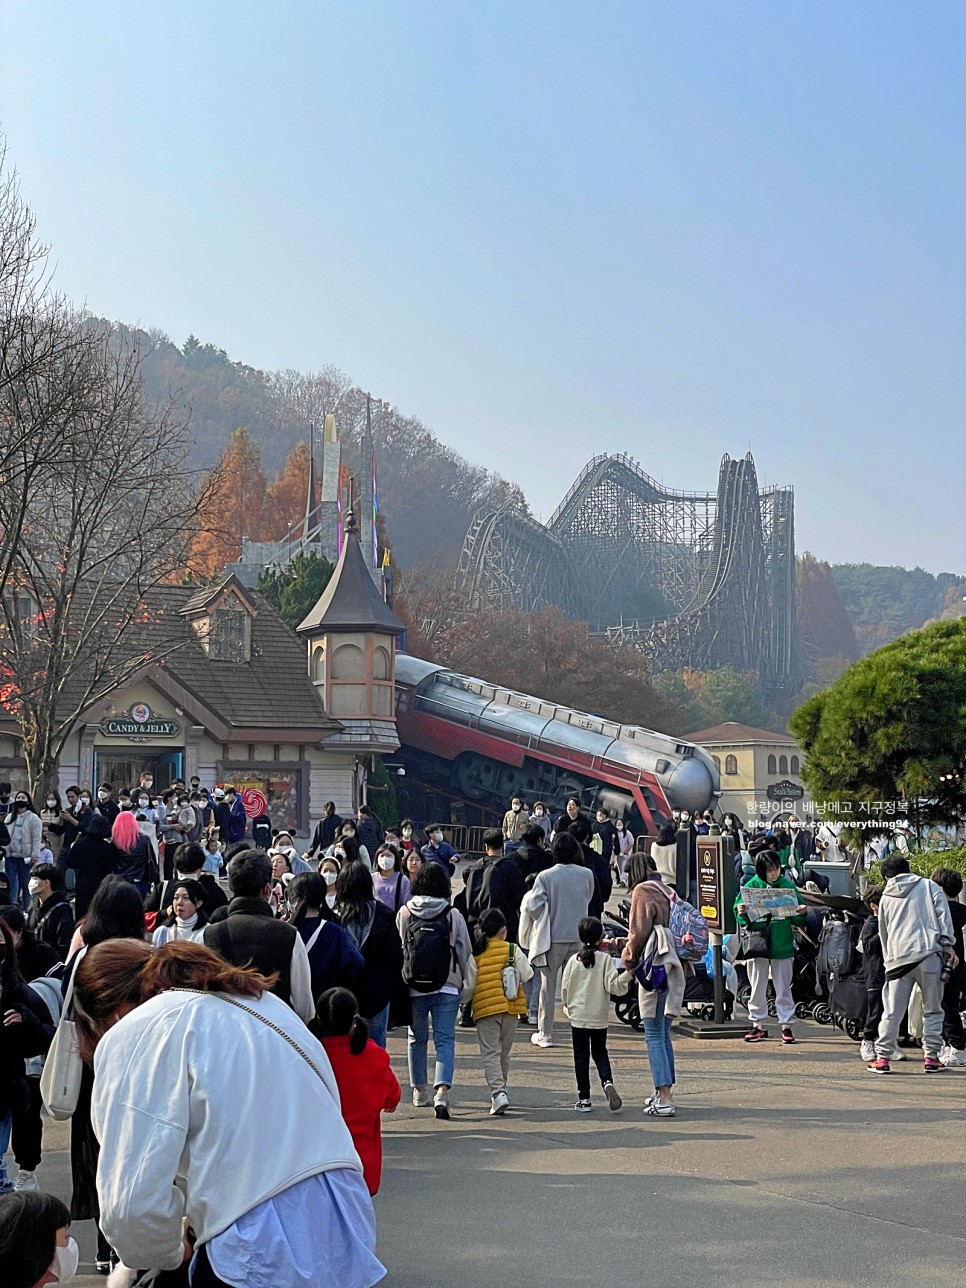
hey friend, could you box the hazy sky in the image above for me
[2,1,963,573]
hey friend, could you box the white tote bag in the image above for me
[40,948,86,1120]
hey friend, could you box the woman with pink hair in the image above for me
[111,811,158,898]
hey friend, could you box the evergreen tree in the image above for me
[257,551,335,631]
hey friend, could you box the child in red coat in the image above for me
[315,987,401,1195]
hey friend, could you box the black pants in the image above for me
[571,1026,612,1099]
[861,988,884,1043]
[942,964,965,1050]
[12,1077,44,1171]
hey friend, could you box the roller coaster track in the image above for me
[456,451,796,693]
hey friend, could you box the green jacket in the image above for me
[734,873,806,960]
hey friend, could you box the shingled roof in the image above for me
[63,581,341,739]
[686,721,795,744]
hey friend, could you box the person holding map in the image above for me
[735,850,808,1046]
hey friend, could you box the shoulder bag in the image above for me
[501,942,520,1000]
[737,914,772,960]
[40,947,87,1120]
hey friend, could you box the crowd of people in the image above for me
[0,779,962,1286]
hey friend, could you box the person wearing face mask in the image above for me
[327,822,370,870]
[676,810,699,906]
[0,1190,79,1288]
[420,824,460,875]
[3,793,42,910]
[288,872,364,1001]
[372,845,411,914]
[397,819,423,854]
[528,802,551,839]
[39,792,65,856]
[25,865,74,963]
[93,783,119,826]
[151,880,209,946]
[788,815,816,872]
[501,795,530,845]
[320,857,342,909]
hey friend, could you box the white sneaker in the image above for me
[13,1170,38,1191]
[530,1031,554,1048]
[859,1040,876,1062]
[490,1091,510,1115]
[887,1047,907,1062]
[526,1015,539,1027]
[940,1046,966,1067]
[433,1087,451,1120]
[412,1085,431,1108]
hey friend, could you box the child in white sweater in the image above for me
[561,916,630,1112]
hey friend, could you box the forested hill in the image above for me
[105,321,526,570]
[830,563,966,654]
[106,322,964,653]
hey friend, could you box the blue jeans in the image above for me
[368,1003,390,1050]
[642,991,675,1090]
[408,991,460,1089]
[5,856,29,908]
[0,1112,12,1189]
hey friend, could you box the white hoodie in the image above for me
[92,989,362,1271]
[878,872,954,973]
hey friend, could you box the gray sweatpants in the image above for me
[537,940,580,1039]
[876,955,945,1060]
[475,1013,516,1095]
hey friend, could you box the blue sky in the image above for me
[2,1,963,572]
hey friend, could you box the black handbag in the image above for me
[737,915,771,960]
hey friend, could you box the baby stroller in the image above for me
[809,891,869,1040]
[604,902,642,1029]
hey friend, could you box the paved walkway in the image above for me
[33,1011,966,1287]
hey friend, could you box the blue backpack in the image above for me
[668,892,710,962]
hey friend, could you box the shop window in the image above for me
[767,754,777,775]
[208,610,249,662]
[790,755,800,775]
[725,754,738,776]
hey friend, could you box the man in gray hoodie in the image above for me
[869,856,956,1074]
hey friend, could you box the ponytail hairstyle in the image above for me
[577,915,603,968]
[473,907,507,956]
[315,986,369,1055]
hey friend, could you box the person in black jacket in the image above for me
[569,817,612,920]
[513,825,554,882]
[355,805,384,857]
[64,814,120,921]
[334,861,403,1049]
[25,865,74,962]
[307,802,344,861]
[460,829,526,942]
[593,807,620,875]
[202,851,313,1024]
[0,908,59,983]
[0,917,55,1195]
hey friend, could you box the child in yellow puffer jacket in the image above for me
[462,908,534,1116]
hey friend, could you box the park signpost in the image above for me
[679,827,747,1039]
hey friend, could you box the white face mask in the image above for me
[139,798,149,808]
[322,869,338,886]
[28,876,42,896]
[50,1237,80,1284]
[432,831,443,844]
[533,809,544,818]
[325,892,337,908]
[377,856,395,872]
[97,790,109,801]
[46,798,57,808]
[80,796,91,807]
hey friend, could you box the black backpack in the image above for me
[402,905,456,993]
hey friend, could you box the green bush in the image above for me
[867,844,966,886]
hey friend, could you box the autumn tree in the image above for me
[189,427,270,577]
[264,441,314,540]
[796,553,858,666]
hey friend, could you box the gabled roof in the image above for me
[180,574,258,617]
[686,721,796,745]
[298,518,404,637]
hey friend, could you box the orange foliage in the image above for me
[189,428,270,577]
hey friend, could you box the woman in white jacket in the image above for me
[73,938,385,1288]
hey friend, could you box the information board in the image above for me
[696,835,736,935]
